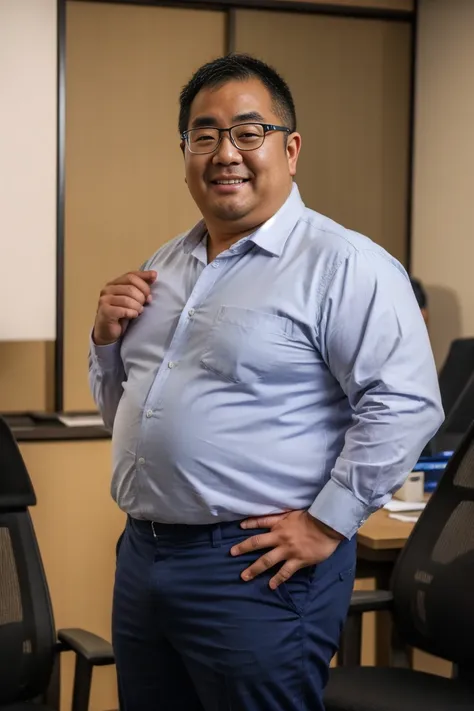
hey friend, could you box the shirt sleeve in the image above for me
[88,334,126,432]
[88,255,154,431]
[308,248,444,539]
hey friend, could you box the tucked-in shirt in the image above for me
[89,184,443,538]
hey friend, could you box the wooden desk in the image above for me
[355,507,418,665]
[357,507,417,552]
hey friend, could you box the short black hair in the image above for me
[410,277,428,310]
[178,53,297,136]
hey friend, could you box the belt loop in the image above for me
[151,521,157,539]
[211,523,222,548]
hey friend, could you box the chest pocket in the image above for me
[200,306,293,384]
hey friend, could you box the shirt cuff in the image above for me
[307,478,374,540]
[89,333,122,371]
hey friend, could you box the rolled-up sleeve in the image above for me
[308,249,444,539]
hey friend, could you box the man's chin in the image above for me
[212,205,250,221]
[209,195,254,222]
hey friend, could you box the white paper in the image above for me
[388,513,421,523]
[384,500,426,513]
[57,414,104,428]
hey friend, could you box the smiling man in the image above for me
[89,54,443,711]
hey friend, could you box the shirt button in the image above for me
[212,261,220,269]
[138,457,145,465]
[168,361,176,369]
[145,409,153,418]
[188,308,195,317]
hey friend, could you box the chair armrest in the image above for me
[57,628,115,666]
[338,590,394,666]
[348,589,394,614]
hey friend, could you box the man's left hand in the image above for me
[230,510,345,589]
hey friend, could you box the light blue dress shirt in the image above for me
[89,184,443,538]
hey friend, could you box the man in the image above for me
[89,54,443,711]
[410,276,429,326]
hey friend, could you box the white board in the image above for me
[0,0,57,340]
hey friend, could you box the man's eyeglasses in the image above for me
[181,122,291,155]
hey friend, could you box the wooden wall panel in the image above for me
[235,10,411,264]
[65,1,225,410]
[412,0,474,367]
[0,343,49,412]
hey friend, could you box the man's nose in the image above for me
[212,134,242,164]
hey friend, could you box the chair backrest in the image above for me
[438,338,474,421]
[0,417,56,705]
[391,419,474,672]
[433,371,474,454]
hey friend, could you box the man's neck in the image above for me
[206,225,261,263]
[205,185,294,262]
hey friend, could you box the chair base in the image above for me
[325,666,474,711]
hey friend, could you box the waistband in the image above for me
[127,515,355,562]
[128,515,253,544]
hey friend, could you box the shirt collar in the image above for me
[182,182,305,258]
[248,183,305,257]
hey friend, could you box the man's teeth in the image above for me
[215,179,245,184]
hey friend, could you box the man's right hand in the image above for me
[92,270,157,346]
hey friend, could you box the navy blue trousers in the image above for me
[112,516,356,711]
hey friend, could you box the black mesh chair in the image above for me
[424,337,474,454]
[438,338,474,420]
[0,416,115,711]
[324,420,474,711]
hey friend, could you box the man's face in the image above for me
[182,78,301,235]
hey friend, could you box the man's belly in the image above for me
[110,380,348,523]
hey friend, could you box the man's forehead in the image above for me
[189,78,274,120]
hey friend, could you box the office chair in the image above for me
[324,420,474,711]
[0,416,115,711]
[422,338,474,456]
[431,371,474,454]
[438,337,474,420]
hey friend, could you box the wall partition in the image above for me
[64,1,225,410]
[63,0,414,411]
[234,9,411,263]
[0,0,415,414]
[412,0,474,367]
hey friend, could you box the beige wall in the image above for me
[412,0,474,367]
[64,1,225,411]
[235,10,411,265]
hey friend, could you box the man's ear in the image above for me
[286,132,301,177]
